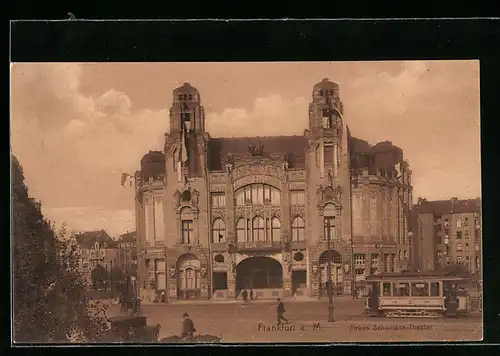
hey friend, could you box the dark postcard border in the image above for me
[8,19,500,348]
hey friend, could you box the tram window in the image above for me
[394,283,410,296]
[430,282,440,296]
[382,283,392,296]
[411,283,429,297]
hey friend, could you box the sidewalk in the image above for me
[141,295,359,305]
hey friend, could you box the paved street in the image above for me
[104,298,483,343]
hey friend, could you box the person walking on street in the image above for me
[250,289,254,301]
[242,289,248,302]
[181,313,196,340]
[276,298,289,325]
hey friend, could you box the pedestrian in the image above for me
[276,298,289,325]
[160,290,166,303]
[250,289,254,301]
[242,289,248,302]
[181,313,196,340]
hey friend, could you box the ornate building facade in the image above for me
[135,79,413,301]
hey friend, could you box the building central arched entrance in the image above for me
[236,257,283,299]
[176,253,201,300]
[318,250,343,296]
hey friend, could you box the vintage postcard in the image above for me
[11,61,482,344]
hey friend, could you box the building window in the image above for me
[430,282,440,296]
[464,218,469,226]
[252,216,265,242]
[324,216,335,240]
[475,243,479,251]
[437,235,442,244]
[456,243,463,252]
[291,217,305,241]
[188,94,192,100]
[465,243,469,252]
[354,254,365,266]
[290,190,305,205]
[236,218,246,242]
[271,217,281,242]
[456,218,462,228]
[212,219,226,243]
[324,144,333,164]
[382,283,392,296]
[456,231,463,239]
[465,231,469,239]
[235,184,280,206]
[181,220,193,244]
[371,254,379,266]
[355,269,365,275]
[457,256,463,264]
[211,193,226,208]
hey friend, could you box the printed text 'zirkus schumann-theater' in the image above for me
[134,78,413,302]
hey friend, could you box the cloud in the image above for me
[11,64,167,219]
[206,95,309,137]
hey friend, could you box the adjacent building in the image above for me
[134,79,413,301]
[117,231,138,271]
[412,197,482,274]
[74,230,119,286]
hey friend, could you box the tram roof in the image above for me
[365,272,467,282]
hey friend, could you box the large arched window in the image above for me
[235,184,280,206]
[291,217,305,241]
[252,216,265,241]
[236,218,246,242]
[271,217,281,242]
[212,219,226,243]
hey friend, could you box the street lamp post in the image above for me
[325,220,335,322]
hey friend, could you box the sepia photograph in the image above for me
[11,61,483,344]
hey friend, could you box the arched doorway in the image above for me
[176,253,201,300]
[236,257,283,292]
[318,250,343,296]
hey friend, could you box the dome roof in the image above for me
[140,151,165,179]
[313,78,340,90]
[173,82,199,93]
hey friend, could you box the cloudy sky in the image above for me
[10,61,481,237]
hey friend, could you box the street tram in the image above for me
[364,272,470,318]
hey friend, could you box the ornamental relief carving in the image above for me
[234,206,246,219]
[287,170,305,181]
[289,182,306,190]
[291,206,305,219]
[253,206,264,217]
[233,174,282,191]
[316,184,342,206]
[173,188,200,210]
[211,208,225,222]
[232,163,285,182]
[270,206,281,219]
[209,173,227,184]
[209,184,225,193]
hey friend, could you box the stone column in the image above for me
[283,252,292,297]
[227,253,236,298]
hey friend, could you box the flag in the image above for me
[121,173,130,187]
[177,102,190,182]
[394,162,402,180]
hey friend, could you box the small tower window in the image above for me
[322,109,333,128]
[188,94,192,100]
[183,94,187,100]
[178,94,183,101]
[319,90,323,96]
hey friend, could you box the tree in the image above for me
[12,155,109,343]
[91,265,109,290]
[109,266,124,295]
